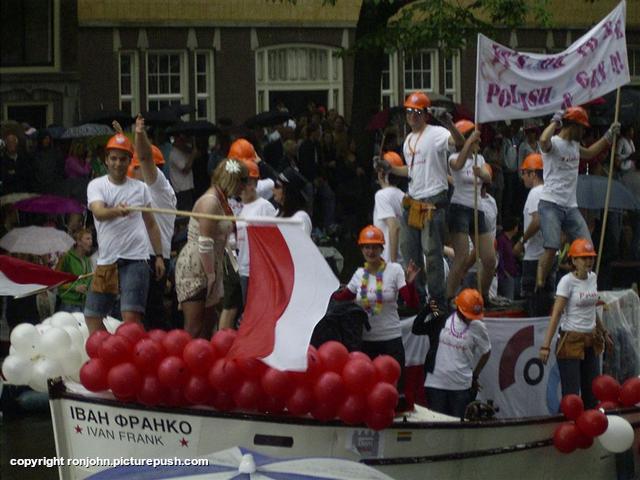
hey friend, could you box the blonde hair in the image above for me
[73,228,92,243]
[211,158,248,197]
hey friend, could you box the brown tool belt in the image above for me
[402,196,437,229]
[555,329,605,360]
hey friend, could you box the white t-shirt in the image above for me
[556,271,598,333]
[541,136,580,208]
[480,193,497,239]
[523,184,544,261]
[87,176,153,265]
[373,186,405,263]
[237,198,277,277]
[169,147,194,193]
[617,137,636,172]
[291,210,312,236]
[425,313,491,390]
[403,125,453,199]
[145,168,176,259]
[347,262,406,341]
[449,153,486,208]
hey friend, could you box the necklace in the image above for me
[450,313,470,338]
[360,261,385,316]
[408,126,427,168]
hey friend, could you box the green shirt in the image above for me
[56,249,93,306]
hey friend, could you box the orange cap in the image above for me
[228,138,257,162]
[243,159,260,179]
[358,225,385,246]
[106,134,134,156]
[456,288,484,320]
[455,120,475,136]
[563,107,590,128]
[404,91,431,110]
[569,238,597,257]
[520,153,543,171]
[383,151,404,167]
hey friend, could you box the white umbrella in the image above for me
[0,193,39,207]
[0,226,74,255]
[86,446,394,479]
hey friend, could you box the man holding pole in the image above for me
[535,107,619,292]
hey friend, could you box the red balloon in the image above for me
[367,382,399,412]
[311,402,338,421]
[261,368,294,400]
[575,430,594,449]
[235,357,267,379]
[314,372,346,408]
[233,379,262,411]
[115,322,147,345]
[596,400,620,411]
[207,358,241,393]
[553,422,580,454]
[210,390,235,411]
[157,356,189,387]
[342,359,378,394]
[164,386,186,407]
[373,355,401,386]
[286,385,314,416]
[107,362,141,400]
[184,375,211,405]
[133,339,164,374]
[560,394,584,421]
[619,377,640,407]
[183,339,216,375]
[318,341,349,373]
[348,351,372,363]
[290,348,324,386]
[576,409,609,437]
[210,329,237,357]
[592,375,621,402]
[162,329,193,356]
[80,358,109,392]
[257,395,286,415]
[98,335,133,367]
[338,394,367,425]
[365,409,395,431]
[147,329,167,344]
[136,375,164,406]
[85,330,111,358]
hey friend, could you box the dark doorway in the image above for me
[269,90,328,119]
[6,104,48,129]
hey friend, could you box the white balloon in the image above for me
[41,318,52,326]
[9,345,17,356]
[35,324,52,335]
[29,357,63,393]
[71,311,86,325]
[59,348,83,377]
[2,355,33,385]
[50,312,78,328]
[10,324,41,356]
[39,327,72,359]
[62,326,84,350]
[598,415,635,453]
[104,316,122,334]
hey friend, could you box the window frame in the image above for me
[145,50,189,112]
[403,49,438,95]
[194,50,215,121]
[443,50,461,103]
[118,50,140,116]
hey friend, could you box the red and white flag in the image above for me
[227,223,339,371]
[0,255,77,298]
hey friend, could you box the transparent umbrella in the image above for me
[577,174,640,211]
[0,226,74,255]
[61,123,114,139]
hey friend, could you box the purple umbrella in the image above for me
[13,195,86,214]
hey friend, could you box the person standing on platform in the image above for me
[373,151,405,264]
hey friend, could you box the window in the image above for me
[630,47,640,84]
[194,51,215,120]
[146,52,187,112]
[404,50,436,92]
[119,52,139,115]
[381,52,399,109]
[444,51,460,102]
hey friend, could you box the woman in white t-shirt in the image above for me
[446,122,495,305]
[373,151,405,264]
[332,225,419,410]
[539,238,613,408]
[272,166,312,236]
[420,288,491,418]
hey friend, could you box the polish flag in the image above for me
[0,255,78,298]
[226,223,339,371]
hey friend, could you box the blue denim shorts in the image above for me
[448,203,488,235]
[538,199,591,250]
[84,259,150,317]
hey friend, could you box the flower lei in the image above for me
[360,261,385,315]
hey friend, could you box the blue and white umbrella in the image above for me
[86,447,393,479]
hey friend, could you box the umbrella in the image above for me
[169,104,196,116]
[13,195,85,215]
[244,110,292,128]
[61,123,114,139]
[577,174,640,211]
[86,446,393,479]
[0,226,74,255]
[40,125,66,139]
[85,110,134,127]
[589,88,640,126]
[0,193,39,208]
[142,109,182,126]
[366,106,405,131]
[166,120,219,136]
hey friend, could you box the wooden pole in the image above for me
[595,87,621,276]
[126,205,303,225]
[14,272,95,299]
[473,152,481,292]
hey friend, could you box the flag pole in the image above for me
[473,150,481,292]
[595,87,621,276]
[126,206,303,225]
[13,272,95,299]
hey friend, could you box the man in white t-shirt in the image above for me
[383,91,464,312]
[84,133,166,334]
[536,107,619,292]
[373,151,405,264]
[169,134,197,211]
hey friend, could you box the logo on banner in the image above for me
[499,326,545,390]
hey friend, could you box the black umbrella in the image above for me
[244,110,292,128]
[168,104,196,116]
[590,88,640,126]
[166,120,219,136]
[141,109,182,126]
[85,110,134,127]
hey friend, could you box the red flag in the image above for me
[0,255,78,298]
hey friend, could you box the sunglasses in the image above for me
[405,108,424,115]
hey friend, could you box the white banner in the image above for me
[475,0,629,123]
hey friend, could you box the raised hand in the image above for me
[405,259,421,284]
[112,120,124,134]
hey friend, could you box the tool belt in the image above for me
[91,263,119,294]
[402,196,437,230]
[556,329,605,360]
